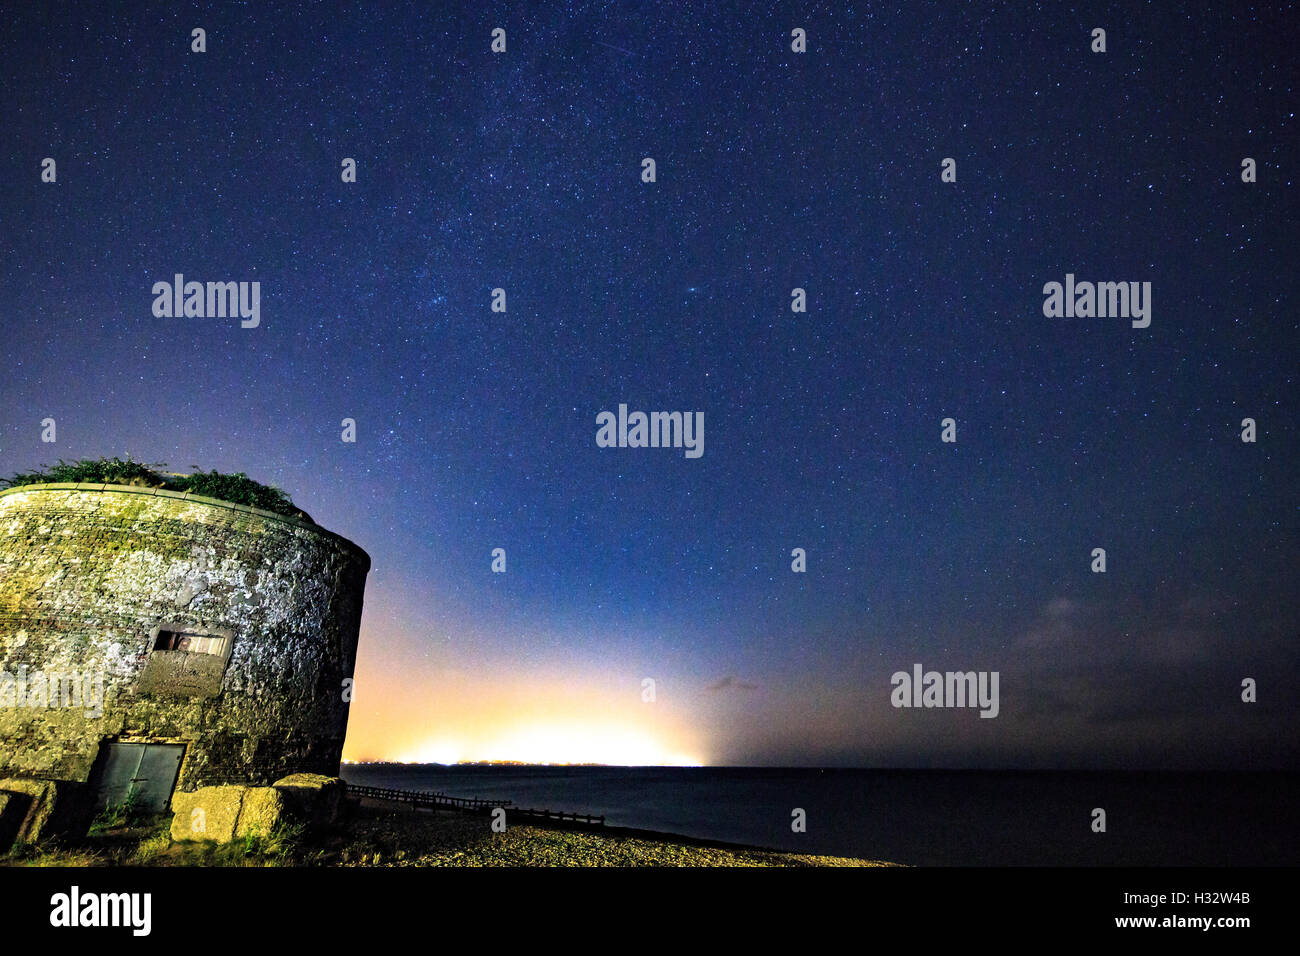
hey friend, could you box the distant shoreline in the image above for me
[343,762,1298,773]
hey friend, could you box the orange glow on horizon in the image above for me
[374,724,703,767]
[348,724,704,768]
[341,629,709,766]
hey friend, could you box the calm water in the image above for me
[340,765,1297,866]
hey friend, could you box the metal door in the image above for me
[92,742,185,813]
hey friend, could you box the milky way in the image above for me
[2,2,1296,767]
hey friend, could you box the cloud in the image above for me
[707,675,757,692]
[1044,596,1080,619]
[1007,592,1300,740]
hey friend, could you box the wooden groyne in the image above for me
[346,784,510,812]
[501,807,605,826]
[346,784,605,826]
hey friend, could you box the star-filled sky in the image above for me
[2,1,1296,768]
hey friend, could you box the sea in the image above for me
[339,765,1297,866]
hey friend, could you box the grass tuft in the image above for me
[1,456,303,519]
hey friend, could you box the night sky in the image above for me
[2,2,1296,769]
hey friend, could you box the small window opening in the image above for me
[153,629,229,657]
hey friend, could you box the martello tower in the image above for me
[0,481,369,824]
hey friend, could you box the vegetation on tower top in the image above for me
[1,456,310,521]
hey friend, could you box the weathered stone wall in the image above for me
[0,483,370,793]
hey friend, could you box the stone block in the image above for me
[273,773,343,825]
[0,791,31,848]
[0,777,88,844]
[235,786,286,837]
[170,785,246,842]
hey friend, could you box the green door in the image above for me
[92,742,185,813]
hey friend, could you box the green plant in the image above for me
[130,817,175,863]
[179,820,307,866]
[8,843,106,867]
[250,820,305,862]
[2,456,304,519]
[2,455,165,488]
[88,788,142,833]
[171,470,296,516]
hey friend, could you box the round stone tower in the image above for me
[0,482,369,820]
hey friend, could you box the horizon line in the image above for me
[340,760,1294,773]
